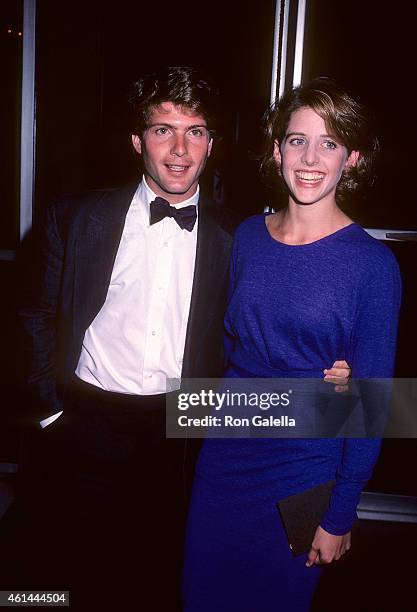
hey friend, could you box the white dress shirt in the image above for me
[75,177,199,395]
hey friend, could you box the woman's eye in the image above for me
[323,140,337,150]
[289,137,305,146]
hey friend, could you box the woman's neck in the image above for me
[267,200,353,245]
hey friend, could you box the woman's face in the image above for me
[274,106,358,207]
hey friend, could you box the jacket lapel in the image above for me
[181,197,233,378]
[73,183,138,333]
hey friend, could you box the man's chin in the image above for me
[145,174,198,200]
[163,186,192,195]
[158,181,197,197]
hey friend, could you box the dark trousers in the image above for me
[19,379,187,611]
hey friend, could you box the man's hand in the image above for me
[323,359,351,392]
[306,525,351,567]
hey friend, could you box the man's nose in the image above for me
[170,133,187,157]
[301,142,319,166]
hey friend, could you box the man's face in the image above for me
[132,102,213,204]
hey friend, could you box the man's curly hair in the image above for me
[129,66,220,139]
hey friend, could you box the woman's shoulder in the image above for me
[340,225,401,290]
[345,224,399,267]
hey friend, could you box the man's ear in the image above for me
[207,138,213,158]
[346,150,359,168]
[132,134,142,154]
[273,140,281,164]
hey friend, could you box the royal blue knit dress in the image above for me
[182,215,401,612]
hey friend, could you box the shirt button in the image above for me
[147,373,153,379]
[151,331,156,336]
[163,241,168,247]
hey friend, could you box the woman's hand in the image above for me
[323,359,351,392]
[306,526,351,567]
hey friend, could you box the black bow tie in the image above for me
[149,197,197,232]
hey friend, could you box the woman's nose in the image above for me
[301,142,319,166]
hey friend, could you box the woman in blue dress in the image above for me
[182,78,402,611]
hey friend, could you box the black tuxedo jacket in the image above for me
[20,183,235,420]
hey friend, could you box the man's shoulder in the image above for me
[49,183,138,224]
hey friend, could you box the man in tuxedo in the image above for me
[19,66,350,609]
[19,66,235,609]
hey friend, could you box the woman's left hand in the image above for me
[306,526,351,567]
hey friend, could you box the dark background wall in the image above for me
[34,0,276,220]
[0,0,22,250]
[33,0,417,229]
[303,0,417,230]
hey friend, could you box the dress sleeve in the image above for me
[349,250,402,379]
[321,248,402,534]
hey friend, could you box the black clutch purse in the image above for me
[276,480,335,556]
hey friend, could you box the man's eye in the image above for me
[155,127,169,135]
[189,128,204,137]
